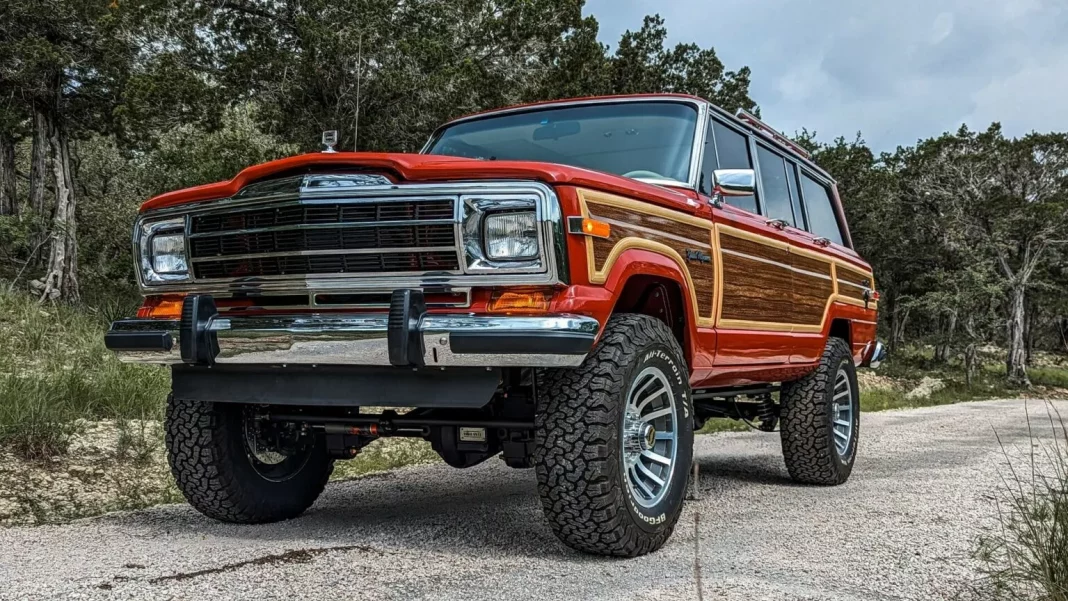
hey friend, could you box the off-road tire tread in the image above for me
[165,397,333,523]
[534,314,689,557]
[779,337,855,485]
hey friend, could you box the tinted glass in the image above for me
[428,102,698,184]
[756,145,795,226]
[799,172,844,245]
[710,120,757,213]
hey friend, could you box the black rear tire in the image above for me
[165,396,333,523]
[779,337,859,485]
[534,314,694,557]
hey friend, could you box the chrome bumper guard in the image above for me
[860,340,886,369]
[105,292,600,368]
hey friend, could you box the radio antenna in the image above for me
[354,34,362,151]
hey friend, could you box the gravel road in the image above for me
[1,398,1063,601]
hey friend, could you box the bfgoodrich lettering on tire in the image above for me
[534,314,694,557]
[779,337,860,485]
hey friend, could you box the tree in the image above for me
[533,14,757,113]
[903,125,1068,386]
[608,15,756,113]
[196,0,591,153]
[0,0,204,301]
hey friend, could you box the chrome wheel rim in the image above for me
[622,366,678,508]
[831,366,854,457]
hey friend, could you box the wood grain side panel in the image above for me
[792,272,835,325]
[790,252,835,326]
[790,252,832,277]
[719,250,795,322]
[837,265,872,302]
[586,200,715,319]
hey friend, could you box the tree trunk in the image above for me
[0,133,15,216]
[29,103,49,217]
[1005,284,1030,387]
[1023,300,1037,366]
[37,117,78,302]
[891,305,910,350]
[934,311,956,363]
[964,343,977,387]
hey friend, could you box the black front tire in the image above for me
[165,396,334,523]
[534,314,694,557]
[779,337,860,485]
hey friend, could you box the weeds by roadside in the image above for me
[0,290,169,459]
[973,403,1068,601]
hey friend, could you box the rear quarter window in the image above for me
[799,172,844,246]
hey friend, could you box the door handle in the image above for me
[813,236,832,247]
[765,219,788,230]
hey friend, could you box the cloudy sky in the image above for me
[583,0,1068,151]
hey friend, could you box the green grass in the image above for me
[0,290,169,459]
[1031,367,1068,389]
[697,418,750,434]
[330,438,442,480]
[859,380,1013,412]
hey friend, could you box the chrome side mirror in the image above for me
[710,168,755,207]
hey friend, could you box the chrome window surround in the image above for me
[138,217,190,285]
[422,97,710,192]
[132,180,566,295]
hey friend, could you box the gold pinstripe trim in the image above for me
[578,189,715,327]
[574,188,877,332]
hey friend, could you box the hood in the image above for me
[139,152,703,215]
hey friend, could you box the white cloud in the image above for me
[584,0,1068,150]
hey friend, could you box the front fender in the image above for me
[554,246,708,367]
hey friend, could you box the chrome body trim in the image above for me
[109,313,600,368]
[133,181,565,295]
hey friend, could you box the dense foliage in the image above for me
[0,1,1065,384]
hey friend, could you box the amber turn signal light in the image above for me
[566,216,611,239]
[137,294,186,319]
[487,288,552,314]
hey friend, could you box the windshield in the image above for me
[426,101,699,184]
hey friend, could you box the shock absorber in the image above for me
[754,394,778,432]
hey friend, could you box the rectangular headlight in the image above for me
[137,217,190,285]
[151,233,188,274]
[484,212,538,260]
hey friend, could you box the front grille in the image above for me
[188,199,460,280]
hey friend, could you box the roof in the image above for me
[431,94,835,183]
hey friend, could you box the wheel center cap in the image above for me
[640,423,656,451]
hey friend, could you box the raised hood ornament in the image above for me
[322,130,339,153]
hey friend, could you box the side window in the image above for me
[755,145,795,226]
[709,120,758,214]
[799,172,844,246]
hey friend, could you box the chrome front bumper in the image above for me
[106,295,600,369]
